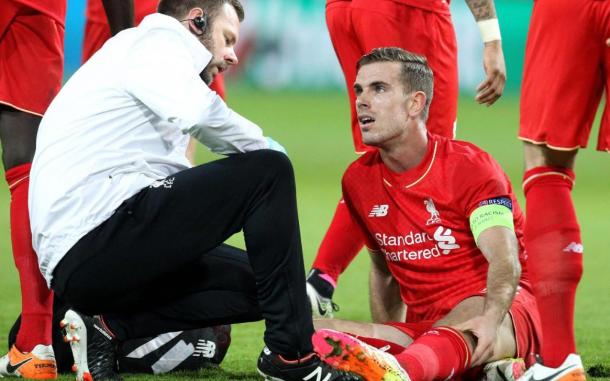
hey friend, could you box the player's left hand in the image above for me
[476,40,506,107]
[454,314,501,366]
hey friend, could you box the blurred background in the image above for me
[64,0,532,93]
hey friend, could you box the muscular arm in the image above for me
[459,225,520,365]
[465,0,506,106]
[102,0,135,36]
[369,249,405,323]
[465,0,497,21]
[478,226,521,326]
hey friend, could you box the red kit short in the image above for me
[386,288,542,367]
[0,1,64,116]
[326,0,458,153]
[520,0,610,152]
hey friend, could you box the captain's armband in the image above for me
[469,197,514,244]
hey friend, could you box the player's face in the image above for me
[354,62,412,147]
[201,4,240,85]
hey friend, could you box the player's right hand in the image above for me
[476,40,506,107]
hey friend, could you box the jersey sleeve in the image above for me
[122,29,268,155]
[459,152,513,217]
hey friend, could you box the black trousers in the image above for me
[52,150,314,358]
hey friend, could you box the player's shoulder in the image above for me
[438,135,500,172]
[342,151,381,184]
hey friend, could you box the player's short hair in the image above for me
[357,47,434,121]
[158,0,245,23]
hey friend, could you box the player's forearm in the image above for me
[481,232,520,322]
[465,0,497,22]
[369,267,405,323]
[102,0,135,36]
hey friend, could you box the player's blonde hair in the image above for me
[357,47,434,121]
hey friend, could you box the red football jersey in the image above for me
[342,134,528,323]
[86,0,157,24]
[13,0,66,25]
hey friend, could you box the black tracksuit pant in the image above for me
[51,150,314,358]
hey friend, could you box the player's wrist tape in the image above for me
[477,19,501,43]
[469,204,514,244]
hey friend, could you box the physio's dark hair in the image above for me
[357,47,434,121]
[158,0,245,24]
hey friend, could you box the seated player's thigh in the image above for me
[434,296,517,361]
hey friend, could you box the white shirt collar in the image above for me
[139,13,213,73]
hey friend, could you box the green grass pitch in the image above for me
[0,87,608,380]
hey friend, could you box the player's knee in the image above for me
[249,149,294,180]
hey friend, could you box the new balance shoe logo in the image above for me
[563,242,583,254]
[303,366,331,381]
[193,340,216,358]
[369,204,389,217]
[433,226,460,254]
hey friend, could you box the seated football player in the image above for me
[307,47,575,381]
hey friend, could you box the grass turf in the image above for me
[0,87,608,380]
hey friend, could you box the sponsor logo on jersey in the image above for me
[478,197,513,211]
[424,198,441,225]
[150,177,175,189]
[433,226,460,254]
[374,226,460,262]
[369,204,389,217]
[563,242,584,254]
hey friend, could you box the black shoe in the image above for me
[61,309,123,381]
[257,346,362,381]
[306,269,340,318]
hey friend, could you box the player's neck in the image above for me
[379,124,428,173]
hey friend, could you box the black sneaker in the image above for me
[60,309,122,381]
[257,346,363,381]
[306,269,339,318]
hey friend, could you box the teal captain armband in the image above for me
[469,203,514,244]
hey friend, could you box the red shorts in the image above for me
[0,1,64,116]
[520,0,610,152]
[326,0,458,153]
[386,288,542,367]
[82,18,226,100]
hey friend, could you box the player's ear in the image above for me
[408,91,427,119]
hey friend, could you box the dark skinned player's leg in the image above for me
[0,106,54,353]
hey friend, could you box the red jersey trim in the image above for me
[517,136,582,151]
[0,100,44,118]
[382,140,438,189]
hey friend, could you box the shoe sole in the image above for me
[60,310,93,381]
[313,329,407,381]
[257,368,285,381]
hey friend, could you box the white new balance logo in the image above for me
[433,226,460,254]
[193,340,216,358]
[563,242,584,254]
[369,204,389,217]
[303,366,331,381]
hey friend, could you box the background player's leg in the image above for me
[522,142,582,366]
[0,107,54,354]
[306,2,366,314]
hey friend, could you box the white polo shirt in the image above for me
[30,13,269,285]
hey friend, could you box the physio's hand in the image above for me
[476,40,506,106]
[266,137,287,155]
[454,314,501,366]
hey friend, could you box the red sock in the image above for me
[395,327,471,381]
[353,335,407,356]
[6,163,53,352]
[311,200,364,282]
[523,166,582,367]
